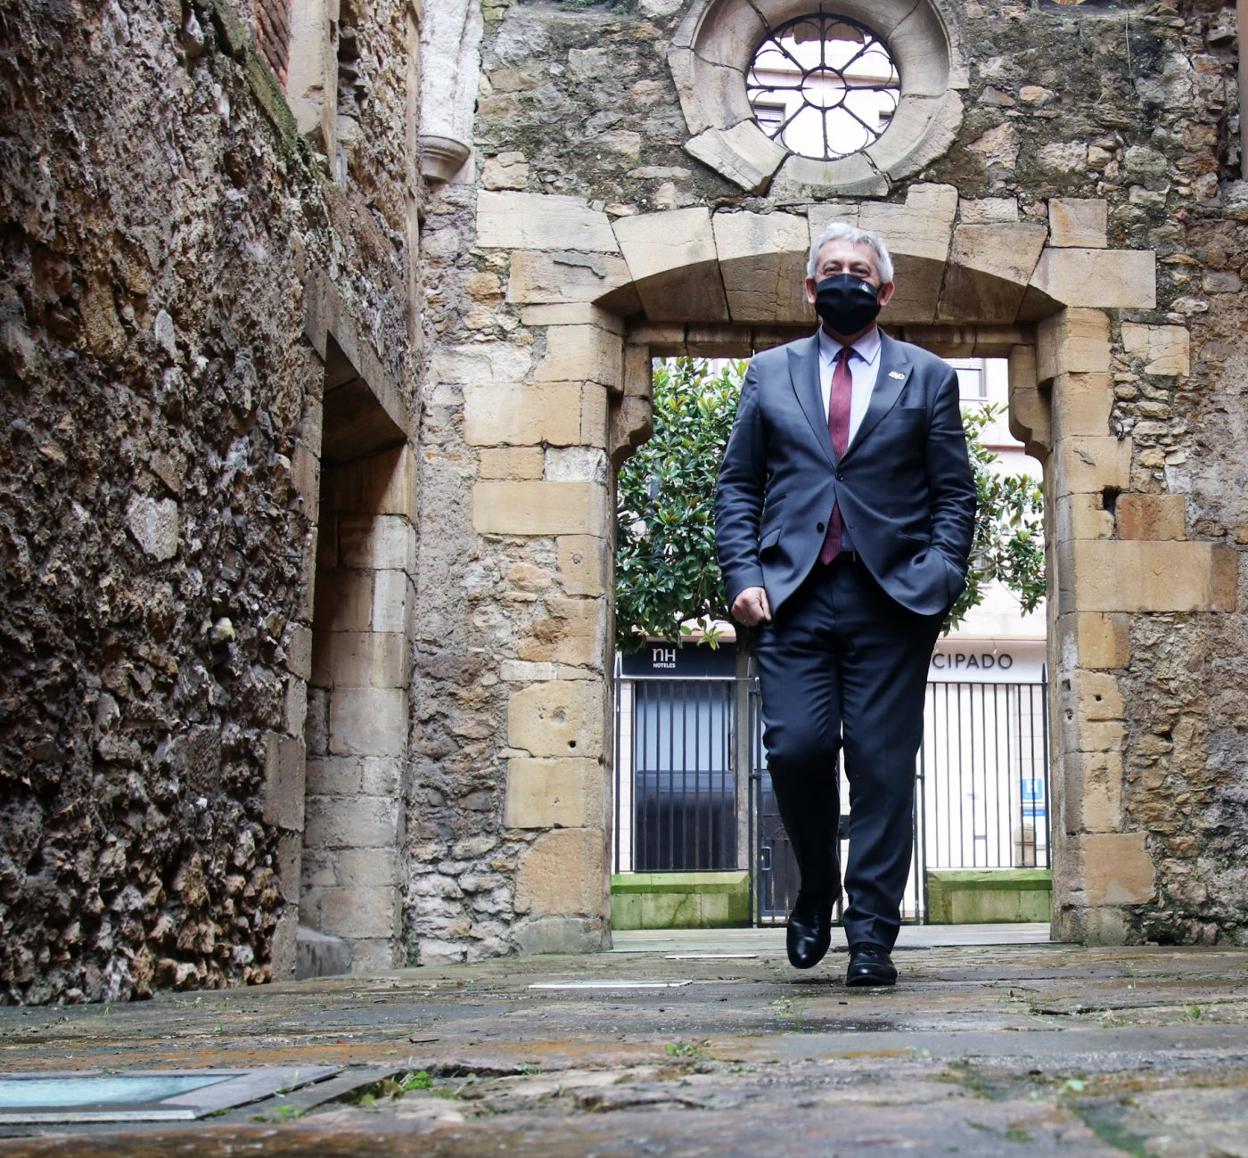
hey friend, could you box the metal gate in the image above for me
[613,646,1051,926]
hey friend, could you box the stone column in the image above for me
[1038,301,1236,943]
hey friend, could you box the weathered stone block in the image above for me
[514,916,610,954]
[317,632,407,690]
[1082,832,1155,905]
[263,732,305,832]
[1051,373,1113,440]
[315,886,400,941]
[304,794,400,850]
[1120,323,1191,376]
[313,568,372,634]
[372,570,410,634]
[348,939,401,973]
[1051,436,1132,500]
[506,250,633,305]
[276,832,302,905]
[477,191,618,252]
[1068,670,1125,721]
[517,596,607,668]
[1031,248,1156,308]
[126,495,179,561]
[482,151,529,190]
[614,207,717,280]
[478,447,546,479]
[1059,540,1238,613]
[515,828,608,917]
[557,535,607,597]
[712,210,809,323]
[958,197,1019,223]
[860,184,959,263]
[291,439,320,515]
[807,202,862,238]
[270,908,300,982]
[613,208,729,322]
[1080,906,1130,946]
[1037,309,1111,381]
[532,325,623,392]
[1048,199,1108,248]
[1007,344,1050,457]
[338,514,417,572]
[505,757,604,829]
[1076,719,1126,754]
[1061,612,1130,670]
[294,926,353,980]
[463,381,584,446]
[326,444,418,520]
[285,624,314,680]
[940,222,1048,323]
[283,676,307,736]
[1115,494,1186,541]
[949,222,1048,283]
[432,341,532,388]
[329,687,407,756]
[684,122,787,193]
[1078,750,1124,832]
[306,847,400,888]
[581,382,609,446]
[473,481,606,537]
[508,679,604,758]
[1054,493,1113,545]
[305,756,362,796]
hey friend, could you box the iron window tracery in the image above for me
[746,11,901,161]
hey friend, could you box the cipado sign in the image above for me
[927,641,1046,683]
[930,651,1014,672]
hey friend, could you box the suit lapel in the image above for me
[786,334,834,468]
[842,330,911,463]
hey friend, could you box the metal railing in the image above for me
[613,671,742,874]
[919,675,1051,871]
[613,657,1051,925]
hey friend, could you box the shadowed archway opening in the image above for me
[600,240,1058,937]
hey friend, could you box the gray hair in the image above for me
[807,221,895,284]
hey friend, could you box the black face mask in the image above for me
[814,274,882,335]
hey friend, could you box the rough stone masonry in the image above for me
[2,0,1248,1004]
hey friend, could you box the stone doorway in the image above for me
[472,187,1223,947]
[295,290,419,975]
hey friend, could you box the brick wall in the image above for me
[255,0,291,85]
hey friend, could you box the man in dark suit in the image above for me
[715,222,977,986]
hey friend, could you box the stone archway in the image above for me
[470,184,1232,949]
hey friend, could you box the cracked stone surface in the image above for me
[1,931,1247,1154]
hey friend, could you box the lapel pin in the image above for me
[888,370,906,380]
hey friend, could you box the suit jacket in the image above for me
[715,329,977,618]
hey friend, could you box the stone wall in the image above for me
[4,0,1248,1004]
[408,0,1247,954]
[0,0,420,1002]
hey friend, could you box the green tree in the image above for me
[614,357,1045,652]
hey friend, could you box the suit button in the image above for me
[816,522,825,533]
[835,471,845,481]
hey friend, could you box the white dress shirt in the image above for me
[817,324,883,450]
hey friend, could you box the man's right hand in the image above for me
[731,586,772,626]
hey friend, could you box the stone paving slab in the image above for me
[0,937,1246,1155]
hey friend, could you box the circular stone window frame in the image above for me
[668,0,968,195]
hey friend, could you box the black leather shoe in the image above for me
[786,894,833,969]
[846,943,897,987]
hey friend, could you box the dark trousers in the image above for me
[754,556,942,951]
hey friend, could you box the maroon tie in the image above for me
[819,346,854,564]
